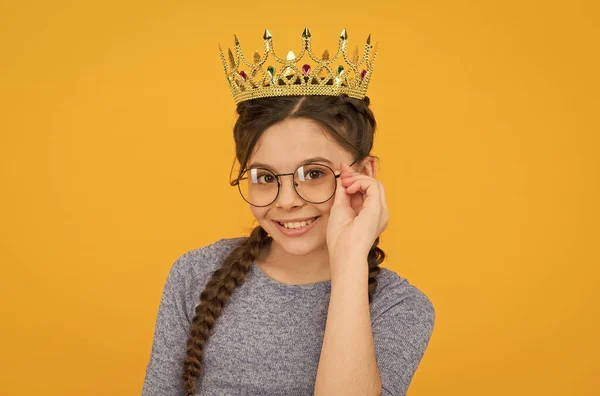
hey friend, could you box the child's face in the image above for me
[246,117,355,257]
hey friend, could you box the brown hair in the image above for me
[181,93,385,395]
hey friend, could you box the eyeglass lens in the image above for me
[238,164,337,206]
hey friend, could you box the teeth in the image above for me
[280,217,316,229]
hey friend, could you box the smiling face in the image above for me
[246,117,355,256]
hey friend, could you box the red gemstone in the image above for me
[360,69,367,79]
[302,64,311,76]
[239,70,247,81]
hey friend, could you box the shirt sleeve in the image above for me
[142,254,192,396]
[372,284,436,396]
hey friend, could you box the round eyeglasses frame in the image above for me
[235,159,358,207]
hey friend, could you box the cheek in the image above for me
[314,201,334,217]
[250,207,268,220]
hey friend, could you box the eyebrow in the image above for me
[247,156,335,171]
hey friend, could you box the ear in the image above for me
[359,156,377,178]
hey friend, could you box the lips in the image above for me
[275,216,318,229]
[272,216,320,237]
[273,216,319,223]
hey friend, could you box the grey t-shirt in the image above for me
[142,237,435,396]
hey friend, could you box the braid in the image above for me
[181,225,270,396]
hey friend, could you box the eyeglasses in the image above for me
[234,160,357,207]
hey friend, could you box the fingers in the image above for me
[340,173,377,193]
[339,163,378,196]
[339,171,379,201]
[332,173,351,208]
[339,161,389,232]
[343,177,378,196]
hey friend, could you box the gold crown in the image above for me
[218,27,378,105]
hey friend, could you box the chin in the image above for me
[275,236,326,256]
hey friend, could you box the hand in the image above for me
[326,161,389,268]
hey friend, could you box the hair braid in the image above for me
[181,225,270,396]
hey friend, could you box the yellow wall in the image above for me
[1,1,598,395]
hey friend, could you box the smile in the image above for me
[276,217,318,229]
[272,216,320,237]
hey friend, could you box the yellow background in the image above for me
[1,1,598,395]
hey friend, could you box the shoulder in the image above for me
[177,237,246,268]
[170,237,246,281]
[164,237,247,303]
[371,267,435,328]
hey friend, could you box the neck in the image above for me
[257,239,331,285]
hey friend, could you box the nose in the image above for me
[275,174,303,209]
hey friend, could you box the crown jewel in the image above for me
[218,27,378,105]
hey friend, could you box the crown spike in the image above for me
[263,29,272,40]
[340,28,348,40]
[322,49,330,60]
[228,48,235,68]
[234,34,239,45]
[254,50,261,63]
[302,26,311,38]
[287,50,296,61]
[371,41,378,61]
[352,45,359,63]
[218,42,223,53]
[367,34,371,45]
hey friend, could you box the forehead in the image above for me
[249,118,347,170]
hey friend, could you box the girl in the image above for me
[143,29,435,396]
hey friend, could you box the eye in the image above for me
[305,168,326,180]
[257,172,276,184]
